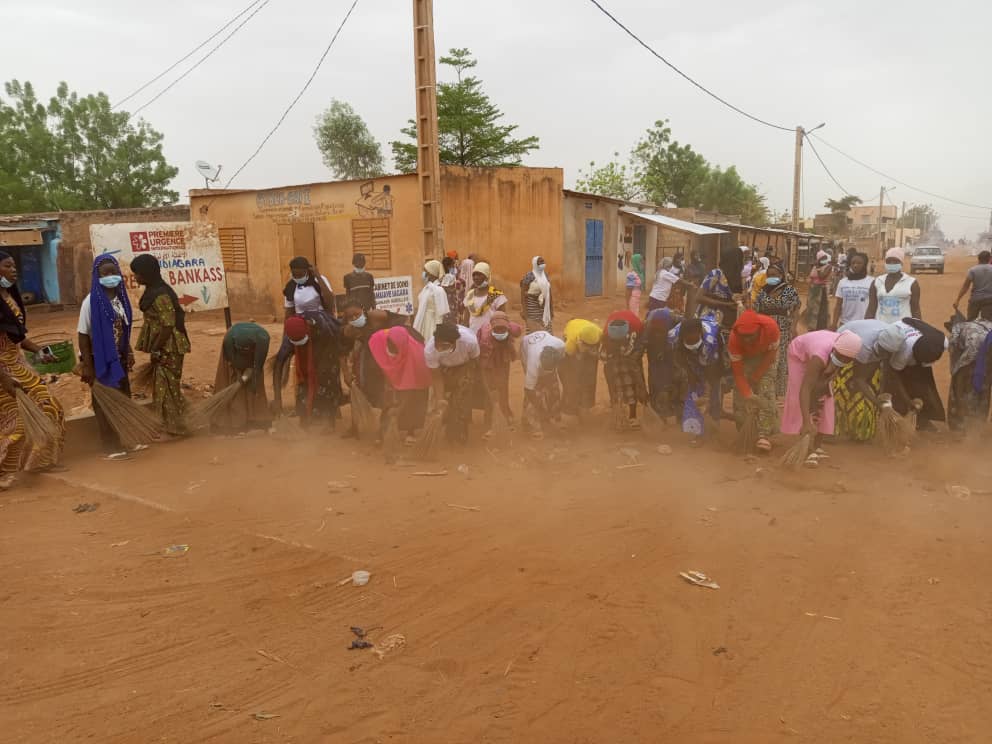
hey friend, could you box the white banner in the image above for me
[374,275,414,315]
[88,222,229,312]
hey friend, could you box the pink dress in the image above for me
[781,330,838,435]
[626,271,642,314]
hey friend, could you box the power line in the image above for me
[223,0,360,188]
[129,0,273,118]
[584,0,794,133]
[113,0,266,110]
[803,133,861,201]
[810,133,992,211]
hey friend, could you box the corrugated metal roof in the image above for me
[0,221,54,231]
[620,208,729,236]
[700,222,826,239]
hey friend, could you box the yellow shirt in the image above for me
[750,271,768,303]
[563,318,601,356]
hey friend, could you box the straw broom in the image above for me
[641,400,666,436]
[349,382,378,438]
[15,388,60,449]
[184,379,244,430]
[90,382,164,450]
[413,405,445,460]
[779,434,812,469]
[740,402,759,455]
[381,408,400,463]
[876,394,915,454]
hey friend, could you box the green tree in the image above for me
[699,165,769,224]
[898,204,939,231]
[631,120,710,207]
[824,195,862,213]
[574,154,643,201]
[313,99,385,180]
[0,80,178,212]
[391,48,539,172]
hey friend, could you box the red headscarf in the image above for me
[604,309,644,336]
[369,326,432,391]
[729,310,780,358]
[284,316,316,415]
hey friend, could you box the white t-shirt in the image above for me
[77,294,129,335]
[284,275,333,313]
[873,274,915,324]
[423,325,480,369]
[649,269,680,302]
[520,331,566,390]
[888,320,923,371]
[834,276,873,326]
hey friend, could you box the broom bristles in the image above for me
[381,409,400,463]
[779,433,812,468]
[741,405,759,454]
[877,405,915,454]
[413,409,444,460]
[185,380,243,430]
[349,382,378,437]
[16,388,60,448]
[641,401,665,435]
[91,383,164,449]
[130,362,155,392]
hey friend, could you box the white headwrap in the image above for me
[531,256,552,327]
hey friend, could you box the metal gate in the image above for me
[585,219,603,296]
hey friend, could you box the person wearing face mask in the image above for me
[805,250,834,332]
[780,329,862,464]
[414,259,450,342]
[369,325,431,447]
[748,256,771,306]
[284,256,334,320]
[866,247,921,324]
[477,310,522,436]
[832,319,907,442]
[882,317,947,431]
[644,307,679,422]
[729,310,781,453]
[214,322,271,434]
[669,316,725,442]
[625,254,644,314]
[519,330,566,439]
[755,261,801,397]
[424,322,485,443]
[519,256,553,332]
[273,315,343,428]
[601,310,647,430]
[0,251,64,484]
[560,318,603,419]
[78,254,136,459]
[342,253,376,312]
[464,262,507,333]
[439,256,462,324]
[831,252,873,330]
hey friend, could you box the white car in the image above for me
[910,245,944,274]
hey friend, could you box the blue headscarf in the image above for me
[973,329,992,395]
[90,253,132,387]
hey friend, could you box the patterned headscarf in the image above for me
[89,253,133,387]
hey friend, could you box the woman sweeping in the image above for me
[131,254,190,437]
[947,308,992,431]
[884,318,947,430]
[413,259,450,341]
[647,257,692,312]
[520,330,566,438]
[728,310,780,452]
[669,316,726,441]
[780,329,862,464]
[560,318,602,418]
[464,262,508,333]
[477,310,522,435]
[78,254,135,458]
[644,307,679,421]
[276,315,343,429]
[214,322,271,433]
[755,261,801,396]
[601,310,647,430]
[625,254,644,314]
[805,250,833,331]
[424,323,486,443]
[697,245,743,333]
[520,256,553,332]
[0,251,64,483]
[369,325,431,448]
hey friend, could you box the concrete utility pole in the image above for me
[877,186,885,259]
[898,200,906,249]
[412,0,444,259]
[791,126,803,235]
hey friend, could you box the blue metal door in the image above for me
[585,219,604,296]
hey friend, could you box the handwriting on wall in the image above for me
[251,181,396,225]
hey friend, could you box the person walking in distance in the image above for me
[953,250,992,321]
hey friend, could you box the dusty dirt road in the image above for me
[3,256,991,743]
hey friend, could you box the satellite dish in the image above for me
[195,160,222,188]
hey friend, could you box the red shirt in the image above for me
[728,312,780,397]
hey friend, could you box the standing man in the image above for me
[953,250,992,321]
[343,253,376,312]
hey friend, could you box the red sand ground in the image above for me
[3,256,990,744]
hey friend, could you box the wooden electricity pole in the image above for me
[791,127,803,235]
[412,0,444,259]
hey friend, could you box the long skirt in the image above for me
[732,357,779,438]
[781,352,834,435]
[647,346,676,418]
[768,316,793,397]
[482,363,514,423]
[674,365,724,436]
[805,284,829,331]
[833,362,882,442]
[948,363,991,431]
[0,354,65,472]
[524,374,562,432]
[604,355,647,406]
[151,351,187,435]
[559,354,598,415]
[627,288,642,315]
[441,360,488,442]
[887,366,945,429]
[211,354,271,433]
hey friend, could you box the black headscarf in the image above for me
[903,318,946,364]
[130,253,187,337]
[284,256,324,306]
[718,243,744,294]
[0,251,27,343]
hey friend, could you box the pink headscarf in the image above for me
[369,326,431,391]
[832,330,863,358]
[885,247,905,262]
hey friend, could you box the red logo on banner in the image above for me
[129,232,150,252]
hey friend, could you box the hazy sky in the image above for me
[3,0,991,239]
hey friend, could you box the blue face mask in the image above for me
[0,277,13,289]
[293,275,309,285]
[99,275,123,289]
[765,277,782,287]
[492,331,509,341]
[885,263,902,274]
[829,352,846,368]
[422,271,429,282]
[349,314,367,329]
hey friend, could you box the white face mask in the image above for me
[293,275,309,285]
[829,352,845,367]
[492,331,509,341]
[684,339,703,351]
[0,277,14,289]
[290,335,309,347]
[885,263,902,274]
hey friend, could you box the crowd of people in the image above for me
[0,245,989,486]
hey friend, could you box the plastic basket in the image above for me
[28,339,76,375]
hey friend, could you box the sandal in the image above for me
[756,437,772,453]
[803,454,819,469]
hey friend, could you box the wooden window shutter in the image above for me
[218,227,249,272]
[351,218,391,271]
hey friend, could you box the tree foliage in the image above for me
[824,195,862,212]
[391,48,539,172]
[898,203,939,230]
[0,80,178,213]
[313,99,385,180]
[575,118,768,223]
